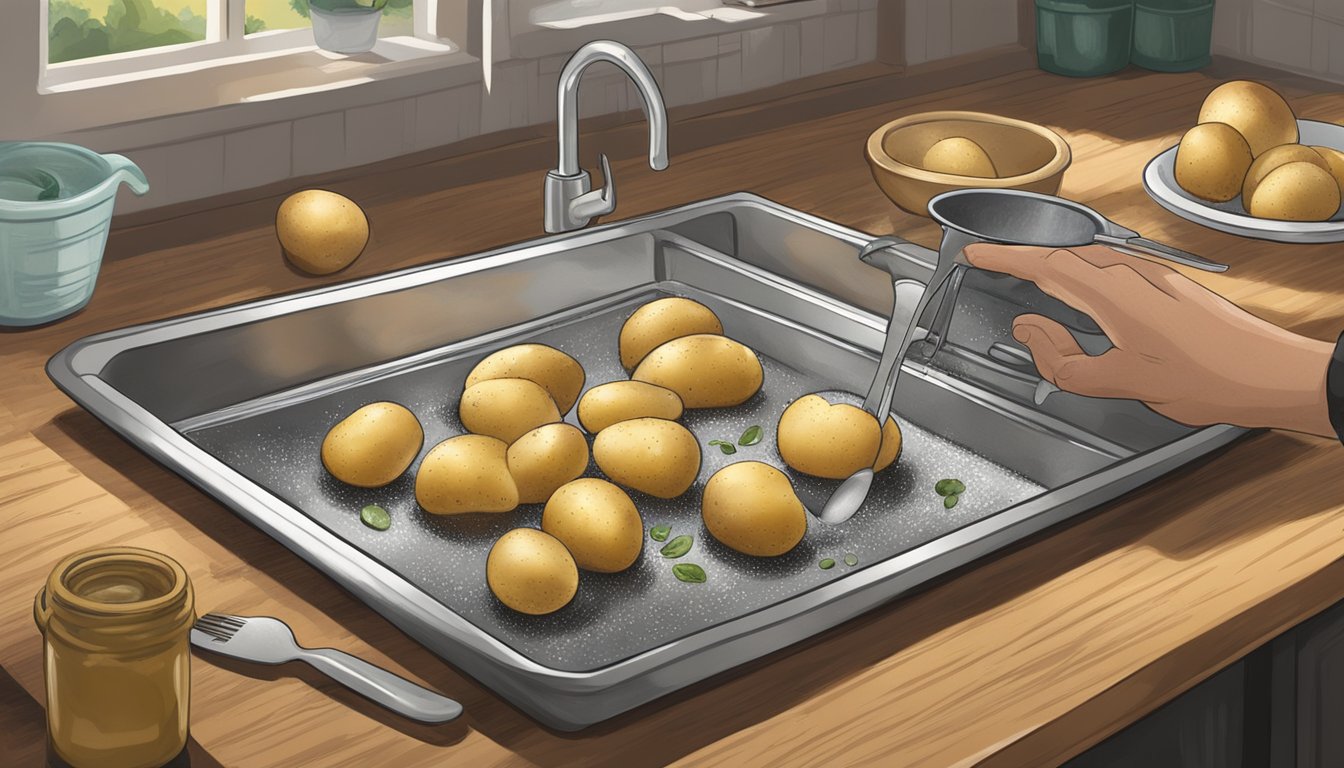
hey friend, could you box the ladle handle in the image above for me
[863,278,926,417]
[1095,234,1227,273]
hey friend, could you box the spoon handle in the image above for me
[1094,234,1227,272]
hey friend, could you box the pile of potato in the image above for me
[1174,80,1344,221]
[321,297,851,616]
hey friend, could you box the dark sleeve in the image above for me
[1328,330,1344,445]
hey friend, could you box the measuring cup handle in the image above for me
[1101,235,1228,273]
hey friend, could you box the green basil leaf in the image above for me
[843,553,858,566]
[672,563,706,583]
[660,535,693,558]
[943,493,960,510]
[708,440,737,455]
[819,558,836,570]
[649,525,671,542]
[738,425,763,446]
[360,504,391,531]
[934,478,966,497]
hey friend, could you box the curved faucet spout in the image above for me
[556,40,669,177]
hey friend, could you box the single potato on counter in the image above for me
[276,189,370,276]
[619,297,724,370]
[466,344,585,414]
[701,462,808,557]
[487,528,579,615]
[921,136,998,178]
[632,334,764,408]
[321,402,423,488]
[593,417,701,498]
[415,434,519,515]
[459,378,561,443]
[542,478,644,573]
[507,423,590,504]
[577,380,684,434]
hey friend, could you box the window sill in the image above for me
[40,39,480,147]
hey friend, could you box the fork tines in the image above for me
[194,612,247,641]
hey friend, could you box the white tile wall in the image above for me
[1214,0,1344,83]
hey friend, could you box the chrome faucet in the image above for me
[544,41,669,233]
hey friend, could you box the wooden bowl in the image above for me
[865,111,1072,217]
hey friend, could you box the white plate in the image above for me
[1143,119,1344,243]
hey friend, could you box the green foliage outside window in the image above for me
[48,0,207,63]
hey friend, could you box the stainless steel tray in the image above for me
[48,193,1244,729]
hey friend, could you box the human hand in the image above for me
[962,243,1335,437]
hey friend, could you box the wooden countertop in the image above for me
[5,59,1344,767]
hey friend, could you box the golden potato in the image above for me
[1241,144,1327,202]
[619,297,724,370]
[577,381,684,434]
[541,478,644,573]
[276,189,369,275]
[701,462,807,557]
[1174,123,1253,202]
[321,402,423,488]
[487,528,578,615]
[922,136,998,178]
[775,394,881,480]
[873,415,903,473]
[593,418,701,498]
[507,423,590,504]
[1198,80,1298,157]
[632,334,763,409]
[465,344,585,414]
[459,378,561,444]
[1246,161,1342,222]
[1311,146,1344,191]
[415,435,519,515]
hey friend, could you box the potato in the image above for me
[507,423,590,504]
[459,378,561,444]
[466,344,585,414]
[632,334,763,409]
[922,136,998,178]
[415,435,519,515]
[1198,80,1298,157]
[1174,123,1253,202]
[1241,144,1327,202]
[276,190,370,275]
[321,402,423,488]
[874,415,903,472]
[701,462,807,557]
[775,394,881,480]
[487,528,578,615]
[593,418,701,498]
[1246,161,1342,222]
[541,478,644,573]
[1311,146,1344,191]
[619,297,724,370]
[577,380,684,434]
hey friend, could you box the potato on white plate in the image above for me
[415,434,519,515]
[701,462,808,557]
[507,423,590,504]
[1174,123,1253,203]
[1198,80,1298,157]
[593,417,700,499]
[619,297,724,370]
[542,478,644,573]
[487,528,578,615]
[321,401,423,488]
[632,334,763,409]
[459,378,561,444]
[577,380,684,434]
[465,344,585,414]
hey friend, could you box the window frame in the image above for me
[41,0,439,90]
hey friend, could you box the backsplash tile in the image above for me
[291,112,346,177]
[224,123,292,191]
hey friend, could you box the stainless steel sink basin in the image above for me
[47,193,1243,729]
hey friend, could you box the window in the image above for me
[43,0,438,88]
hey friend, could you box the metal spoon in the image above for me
[813,237,938,525]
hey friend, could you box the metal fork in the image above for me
[191,613,462,724]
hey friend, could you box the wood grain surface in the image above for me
[4,57,1344,767]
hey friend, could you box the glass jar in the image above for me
[34,547,195,768]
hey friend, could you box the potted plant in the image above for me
[293,0,388,54]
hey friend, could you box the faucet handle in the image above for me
[570,153,616,223]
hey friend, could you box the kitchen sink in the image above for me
[47,193,1243,729]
